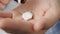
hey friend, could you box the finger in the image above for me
[0,18,21,33]
[0,18,33,33]
[0,3,6,9]
[0,0,10,5]
[33,19,46,32]
[0,12,12,18]
[0,18,17,33]
[0,18,12,28]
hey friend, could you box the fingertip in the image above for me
[0,19,7,28]
[33,21,45,32]
[0,18,12,29]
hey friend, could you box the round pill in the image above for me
[22,12,33,21]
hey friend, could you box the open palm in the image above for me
[0,0,60,34]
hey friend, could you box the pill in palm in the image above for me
[22,12,33,21]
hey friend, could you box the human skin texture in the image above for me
[0,0,60,34]
[0,0,10,9]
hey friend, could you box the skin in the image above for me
[0,0,60,34]
[0,0,10,9]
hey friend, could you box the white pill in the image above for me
[22,12,33,21]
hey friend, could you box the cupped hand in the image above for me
[0,0,60,34]
[0,0,10,9]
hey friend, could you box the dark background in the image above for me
[14,0,26,4]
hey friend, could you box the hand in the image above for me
[0,0,60,34]
[0,0,10,9]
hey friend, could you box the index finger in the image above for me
[0,11,12,18]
